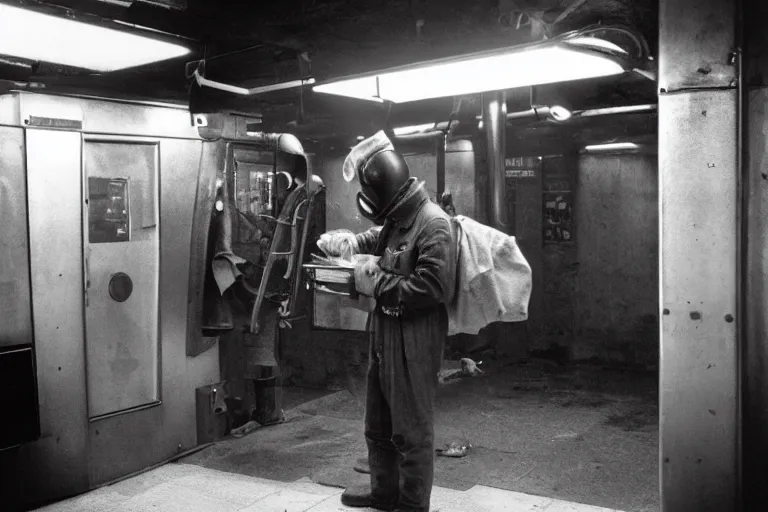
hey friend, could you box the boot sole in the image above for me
[340,496,396,511]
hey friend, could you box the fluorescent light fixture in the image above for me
[583,142,640,153]
[313,38,627,104]
[578,104,656,117]
[566,37,628,55]
[0,4,190,72]
[393,123,436,136]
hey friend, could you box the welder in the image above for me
[321,131,456,512]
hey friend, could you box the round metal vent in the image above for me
[108,272,133,303]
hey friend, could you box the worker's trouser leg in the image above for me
[365,321,443,512]
[364,357,401,509]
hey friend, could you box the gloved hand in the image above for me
[318,230,359,259]
[354,254,381,297]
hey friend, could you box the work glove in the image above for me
[318,230,359,259]
[353,254,381,297]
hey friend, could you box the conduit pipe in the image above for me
[482,91,508,233]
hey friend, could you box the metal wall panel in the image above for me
[658,90,738,512]
[186,141,224,357]
[87,137,220,486]
[155,137,220,448]
[0,92,220,503]
[744,87,768,509]
[24,129,89,501]
[83,140,161,418]
[0,126,32,347]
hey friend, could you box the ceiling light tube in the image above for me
[583,142,640,153]
[0,3,191,72]
[313,37,627,104]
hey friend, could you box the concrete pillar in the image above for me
[658,0,740,511]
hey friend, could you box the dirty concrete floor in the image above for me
[33,461,622,512]
[183,361,658,512]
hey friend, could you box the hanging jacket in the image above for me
[446,215,532,336]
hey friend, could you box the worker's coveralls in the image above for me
[354,182,456,511]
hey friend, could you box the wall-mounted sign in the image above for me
[505,157,537,168]
[505,169,536,178]
[505,156,538,178]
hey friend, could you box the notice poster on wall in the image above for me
[543,192,573,243]
[542,157,574,243]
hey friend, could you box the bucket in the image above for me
[252,376,283,426]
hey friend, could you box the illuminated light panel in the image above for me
[566,37,628,55]
[313,41,626,104]
[313,76,384,102]
[584,142,640,152]
[0,4,190,72]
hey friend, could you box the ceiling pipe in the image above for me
[392,131,445,143]
[483,91,509,233]
[576,103,657,117]
[0,57,34,70]
[392,120,458,136]
[476,103,656,125]
[503,105,573,122]
[193,69,315,96]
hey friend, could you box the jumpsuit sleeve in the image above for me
[373,217,454,310]
[355,226,382,255]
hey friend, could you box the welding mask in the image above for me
[356,150,410,224]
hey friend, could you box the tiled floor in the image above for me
[34,462,622,512]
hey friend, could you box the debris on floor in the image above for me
[439,358,485,383]
[230,420,260,438]
[436,440,473,458]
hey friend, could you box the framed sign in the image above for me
[541,157,574,244]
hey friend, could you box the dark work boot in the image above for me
[340,483,397,511]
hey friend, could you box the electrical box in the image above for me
[195,382,229,445]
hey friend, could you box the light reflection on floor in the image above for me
[33,462,621,512]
